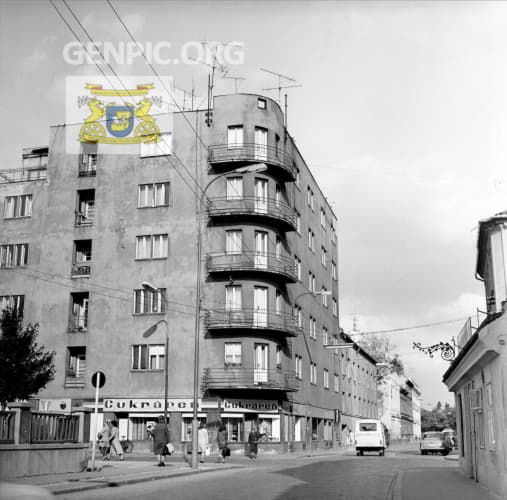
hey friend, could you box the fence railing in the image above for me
[0,411,15,443]
[30,412,80,443]
[75,209,95,226]
[0,168,47,184]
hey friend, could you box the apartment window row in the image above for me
[134,288,166,315]
[0,243,28,268]
[3,194,32,219]
[132,344,165,370]
[136,234,169,260]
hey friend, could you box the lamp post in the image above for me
[141,282,169,426]
[191,162,268,469]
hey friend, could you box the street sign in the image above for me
[91,371,106,389]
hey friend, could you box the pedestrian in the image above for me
[109,420,124,461]
[216,424,227,463]
[248,426,260,459]
[97,420,112,460]
[150,415,171,467]
[197,422,209,463]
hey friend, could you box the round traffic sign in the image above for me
[91,371,106,388]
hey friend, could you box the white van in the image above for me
[354,419,387,456]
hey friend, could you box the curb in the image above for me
[50,464,242,495]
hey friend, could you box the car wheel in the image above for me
[379,449,385,456]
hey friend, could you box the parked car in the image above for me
[420,431,452,455]
[355,419,387,456]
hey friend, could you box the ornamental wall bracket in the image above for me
[412,338,456,361]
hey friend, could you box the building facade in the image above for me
[0,93,348,453]
[378,373,422,442]
[443,212,507,497]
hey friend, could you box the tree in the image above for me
[0,307,55,409]
[355,334,405,380]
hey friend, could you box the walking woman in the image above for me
[150,415,170,467]
[216,424,227,463]
[109,420,124,461]
[197,422,209,463]
[248,426,260,459]
[98,420,112,460]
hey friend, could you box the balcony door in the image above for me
[254,178,268,214]
[255,127,268,161]
[254,231,268,269]
[254,286,268,327]
[254,343,268,383]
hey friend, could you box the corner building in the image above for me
[0,94,342,454]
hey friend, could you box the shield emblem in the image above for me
[106,105,134,137]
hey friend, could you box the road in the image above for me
[60,449,499,500]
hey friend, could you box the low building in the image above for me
[443,211,507,497]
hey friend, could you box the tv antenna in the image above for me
[260,67,302,103]
[223,75,246,93]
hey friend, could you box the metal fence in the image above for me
[0,411,15,443]
[30,412,79,443]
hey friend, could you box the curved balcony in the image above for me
[207,196,296,232]
[209,144,296,181]
[205,309,298,337]
[207,251,297,282]
[202,368,299,392]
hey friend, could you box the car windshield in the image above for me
[423,432,443,439]
[359,423,377,432]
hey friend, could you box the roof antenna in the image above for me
[223,75,246,93]
[260,67,302,104]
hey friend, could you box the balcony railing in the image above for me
[30,412,79,443]
[0,168,47,184]
[71,263,91,278]
[75,209,95,226]
[64,376,85,389]
[78,165,97,177]
[0,411,15,444]
[207,251,297,282]
[207,196,296,231]
[69,315,88,332]
[206,309,298,337]
[209,144,296,180]
[202,367,299,392]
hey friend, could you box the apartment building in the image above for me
[0,93,345,453]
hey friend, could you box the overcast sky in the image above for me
[2,0,507,407]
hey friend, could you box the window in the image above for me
[323,369,329,389]
[295,255,301,281]
[321,247,327,268]
[307,186,314,210]
[322,326,329,345]
[295,355,303,379]
[4,194,32,219]
[0,243,28,268]
[295,170,300,189]
[321,287,328,307]
[275,290,282,315]
[136,234,168,259]
[225,285,242,310]
[70,292,89,331]
[295,211,301,234]
[138,182,170,207]
[308,271,316,292]
[0,295,24,314]
[67,346,86,378]
[276,345,282,368]
[132,344,165,370]
[309,316,317,339]
[74,240,92,262]
[224,343,242,365]
[275,184,281,207]
[275,236,282,261]
[226,177,243,200]
[227,125,243,148]
[308,229,315,252]
[257,98,267,109]
[294,305,302,328]
[332,298,338,317]
[226,230,242,254]
[134,288,166,314]
[320,208,326,229]
[310,362,317,384]
[334,373,340,392]
[140,132,172,157]
[486,383,496,451]
[79,142,97,176]
[332,261,337,280]
[331,219,337,244]
[75,189,94,226]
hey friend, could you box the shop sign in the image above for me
[223,399,279,413]
[103,398,205,412]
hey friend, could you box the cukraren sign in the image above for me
[103,398,205,412]
[223,399,279,413]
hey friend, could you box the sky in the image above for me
[2,0,507,407]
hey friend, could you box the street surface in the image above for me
[60,449,499,500]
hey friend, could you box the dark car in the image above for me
[420,431,452,456]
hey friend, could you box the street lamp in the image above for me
[192,162,268,469]
[141,281,169,426]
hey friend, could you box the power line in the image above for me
[348,317,467,336]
